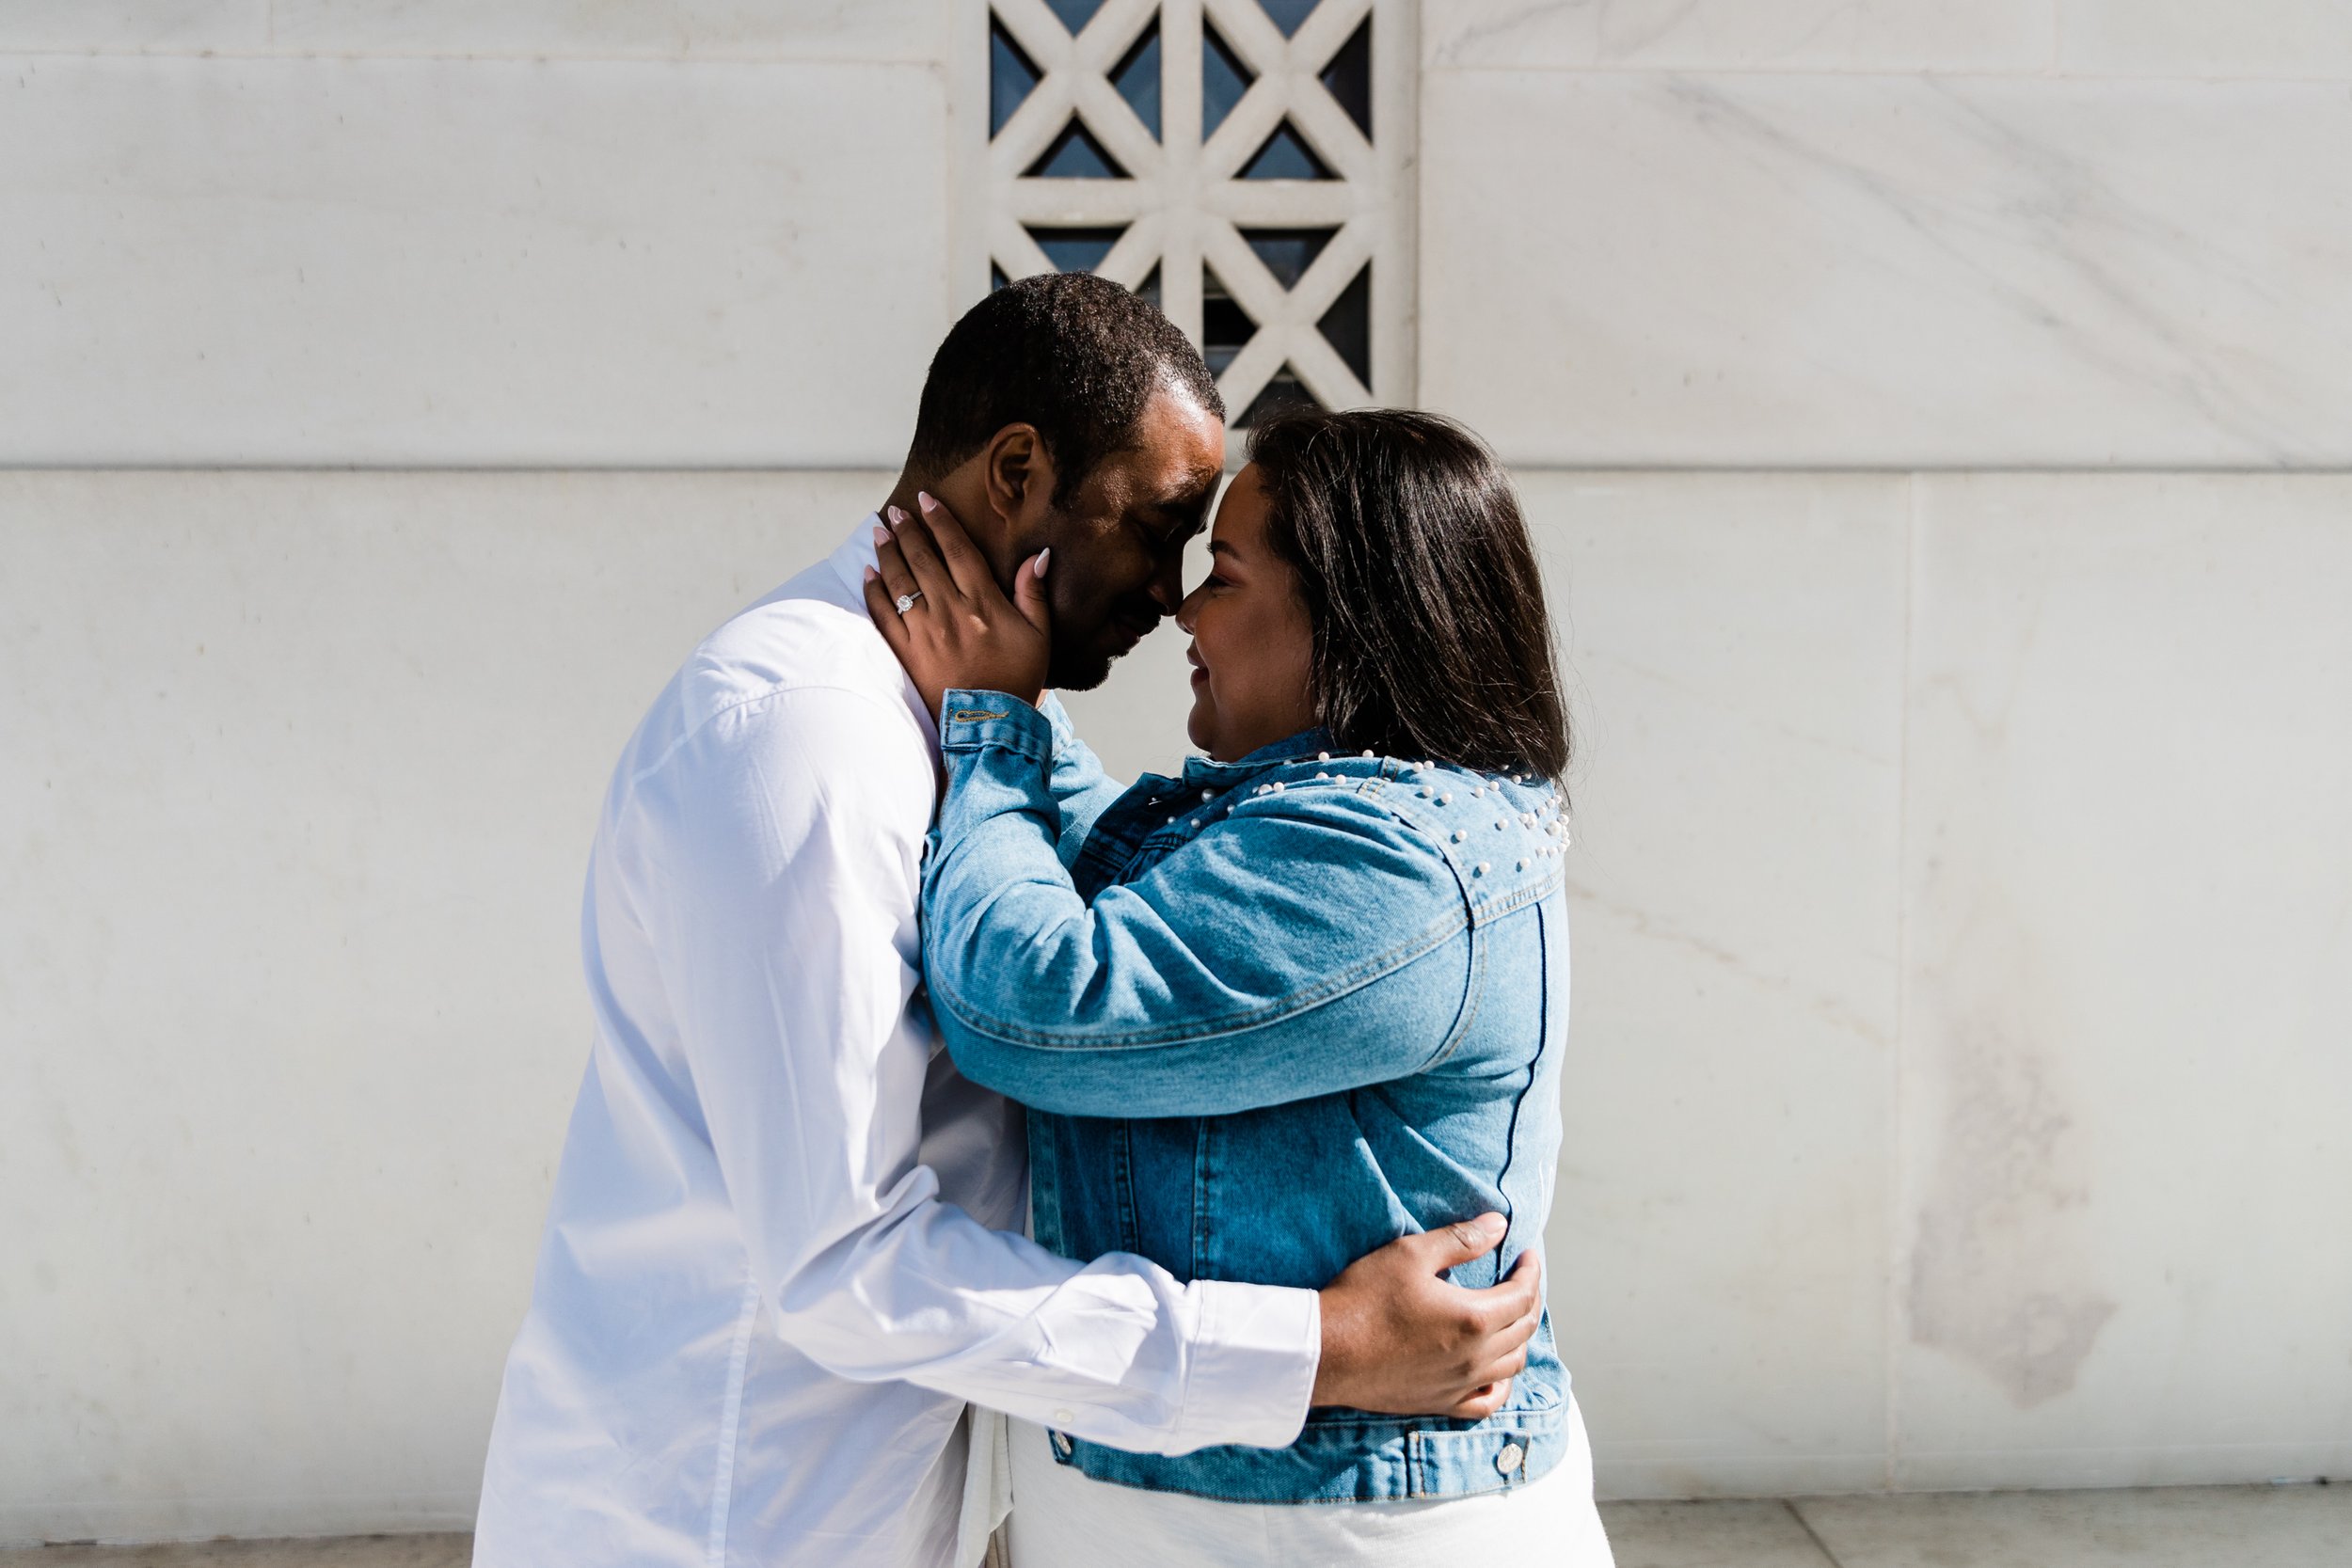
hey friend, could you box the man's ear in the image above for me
[982,423,1057,525]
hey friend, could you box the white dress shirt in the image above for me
[472,518,1320,1568]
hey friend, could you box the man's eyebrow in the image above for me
[1152,482,1215,514]
[1140,498,1209,542]
[1160,464,1223,510]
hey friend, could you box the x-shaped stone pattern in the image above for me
[989,0,1389,422]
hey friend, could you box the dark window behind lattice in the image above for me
[1242,121,1333,181]
[982,2,1408,432]
[1202,24,1253,140]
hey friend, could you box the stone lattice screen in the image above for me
[967,0,1416,448]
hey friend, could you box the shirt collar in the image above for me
[825,512,886,606]
[821,512,942,756]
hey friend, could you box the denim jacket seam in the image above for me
[1065,1401,1569,1502]
[1298,1396,1564,1433]
[1052,1468,1376,1508]
[1419,917,1487,1074]
[1486,900,1557,1283]
[943,733,1054,768]
[1468,872,1564,925]
[925,901,1470,1051]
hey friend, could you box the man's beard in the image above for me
[1046,600,1161,692]
[1046,640,1120,693]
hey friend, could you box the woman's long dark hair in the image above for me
[1247,408,1570,782]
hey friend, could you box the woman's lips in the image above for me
[1186,647,1209,688]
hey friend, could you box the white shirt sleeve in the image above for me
[628,683,1317,1456]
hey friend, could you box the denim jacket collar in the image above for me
[1177,727,1340,789]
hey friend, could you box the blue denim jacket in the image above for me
[922,690,1573,1504]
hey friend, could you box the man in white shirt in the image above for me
[473,275,1545,1568]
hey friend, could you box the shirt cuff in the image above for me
[1173,1280,1321,1452]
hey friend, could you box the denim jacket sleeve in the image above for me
[922,690,1471,1119]
[1038,692,1126,870]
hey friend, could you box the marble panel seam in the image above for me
[25,50,2352,83]
[14,465,2352,478]
[1883,472,1919,1492]
[1424,62,2352,84]
[0,47,946,66]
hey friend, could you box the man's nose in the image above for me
[1149,551,1187,611]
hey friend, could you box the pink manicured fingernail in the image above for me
[1034,547,1051,577]
[886,505,908,526]
[873,525,891,546]
[863,565,877,581]
[917,491,937,512]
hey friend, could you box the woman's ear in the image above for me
[983,423,1057,526]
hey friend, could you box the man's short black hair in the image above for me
[904,272,1224,508]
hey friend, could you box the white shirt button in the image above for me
[1053,1409,1075,1424]
[1496,1441,1525,1475]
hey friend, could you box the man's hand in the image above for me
[863,492,1052,721]
[1312,1213,1544,1419]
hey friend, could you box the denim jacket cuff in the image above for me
[938,688,1054,766]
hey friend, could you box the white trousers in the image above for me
[998,1400,1614,1568]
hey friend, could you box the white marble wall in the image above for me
[1415,6,2352,1497]
[1518,474,2352,1497]
[1526,474,1910,1498]
[0,469,899,1544]
[1894,475,2352,1491]
[0,44,950,467]
[4,0,2350,1545]
[1419,70,2352,467]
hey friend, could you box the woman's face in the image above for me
[1175,464,1319,762]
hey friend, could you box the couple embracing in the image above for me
[472,274,1614,1567]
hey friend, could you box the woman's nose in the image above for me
[1174,584,1203,634]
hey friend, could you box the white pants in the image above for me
[999,1400,1614,1567]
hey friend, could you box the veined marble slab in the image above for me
[1426,0,2053,73]
[2062,0,2352,79]
[0,3,269,53]
[1519,471,1908,1499]
[0,468,892,1543]
[1422,72,2352,468]
[267,0,951,62]
[1895,473,2352,1490]
[0,55,948,467]
[0,1,948,59]
[8,466,2350,1530]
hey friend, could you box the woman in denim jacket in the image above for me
[867,410,1611,1564]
